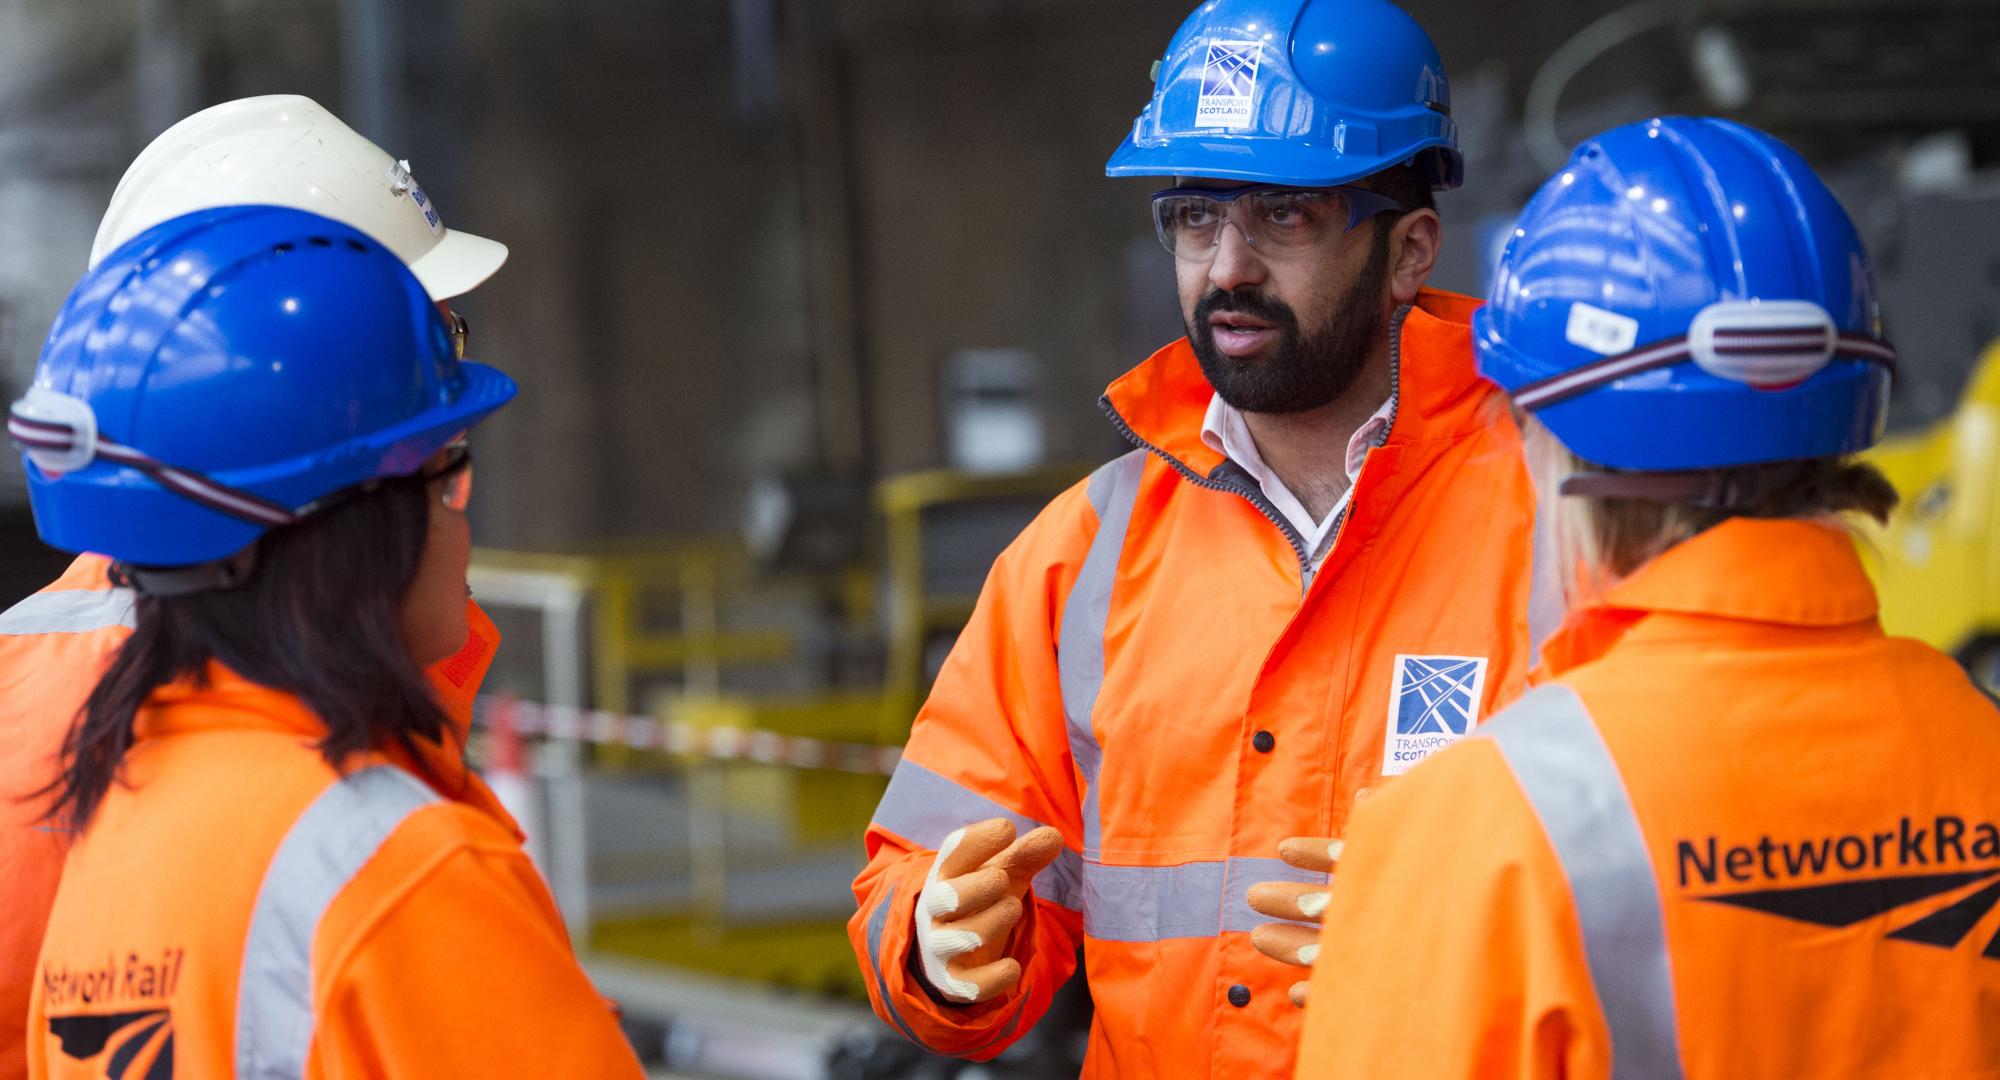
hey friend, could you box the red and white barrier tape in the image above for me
[472,696,902,776]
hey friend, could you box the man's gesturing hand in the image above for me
[915,818,1065,1004]
[1246,836,1342,1008]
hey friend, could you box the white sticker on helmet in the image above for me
[1565,302,1640,356]
[1197,40,1263,130]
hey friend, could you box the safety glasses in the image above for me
[286,442,473,521]
[423,442,474,512]
[1151,184,1408,261]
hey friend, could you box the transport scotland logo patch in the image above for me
[1196,40,1262,129]
[1382,654,1488,776]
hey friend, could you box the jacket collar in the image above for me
[1100,287,1486,478]
[1537,517,1882,676]
[135,661,519,832]
[138,662,327,740]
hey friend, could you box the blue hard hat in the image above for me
[11,205,516,566]
[1474,117,1896,472]
[1106,0,1461,190]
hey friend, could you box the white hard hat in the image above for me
[91,95,507,301]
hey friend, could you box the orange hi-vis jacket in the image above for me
[1296,518,2000,1078]
[0,555,632,1079]
[27,658,645,1079]
[850,290,1557,1077]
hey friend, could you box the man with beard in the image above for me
[846,0,1555,1075]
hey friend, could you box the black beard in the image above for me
[1187,232,1390,415]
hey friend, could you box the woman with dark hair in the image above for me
[19,206,644,1078]
[1293,118,2000,1077]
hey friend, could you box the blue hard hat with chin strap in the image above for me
[1475,116,1896,478]
[1106,0,1462,190]
[11,205,516,573]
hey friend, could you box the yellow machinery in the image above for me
[602,464,1087,994]
[1862,339,2000,690]
[469,465,1088,995]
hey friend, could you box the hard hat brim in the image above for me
[1105,133,1462,190]
[408,228,510,302]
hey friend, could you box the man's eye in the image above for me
[1174,202,1219,227]
[1261,198,1315,228]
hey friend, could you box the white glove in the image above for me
[913,817,1064,1004]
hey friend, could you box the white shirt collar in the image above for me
[1199,392,1394,563]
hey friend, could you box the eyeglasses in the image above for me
[445,310,470,360]
[1151,184,1408,261]
[423,442,474,512]
[286,441,474,521]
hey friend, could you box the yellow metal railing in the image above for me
[472,466,1089,988]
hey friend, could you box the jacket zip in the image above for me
[1098,397,1312,568]
[1097,306,1413,589]
[1309,306,1410,588]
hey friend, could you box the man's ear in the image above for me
[1387,209,1442,305]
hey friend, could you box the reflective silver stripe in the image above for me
[1082,856,1324,942]
[871,758,1083,912]
[236,765,439,1078]
[1218,856,1324,935]
[1083,861,1223,941]
[1478,685,1686,1079]
[0,587,135,635]
[872,771,1319,943]
[1525,488,1564,668]
[1058,450,1144,859]
[862,883,928,1047]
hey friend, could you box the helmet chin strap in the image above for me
[110,545,261,598]
[1559,470,1746,510]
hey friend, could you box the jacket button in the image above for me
[1227,984,1251,1008]
[1252,730,1275,753]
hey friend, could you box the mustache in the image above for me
[1192,288,1299,330]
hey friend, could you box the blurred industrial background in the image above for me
[3,0,1999,1076]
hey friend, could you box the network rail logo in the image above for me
[48,1010,174,1079]
[42,946,182,1077]
[1682,815,2000,960]
[1381,654,1487,776]
[1196,39,1262,129]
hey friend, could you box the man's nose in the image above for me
[1207,221,1268,295]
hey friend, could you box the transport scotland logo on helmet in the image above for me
[384,158,444,238]
[1382,655,1488,776]
[1196,39,1262,129]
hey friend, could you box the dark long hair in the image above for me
[44,478,450,831]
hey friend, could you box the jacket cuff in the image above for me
[862,874,1035,1059]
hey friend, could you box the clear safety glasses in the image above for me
[424,442,474,512]
[1151,184,1409,261]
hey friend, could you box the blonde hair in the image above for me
[1523,418,1899,588]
